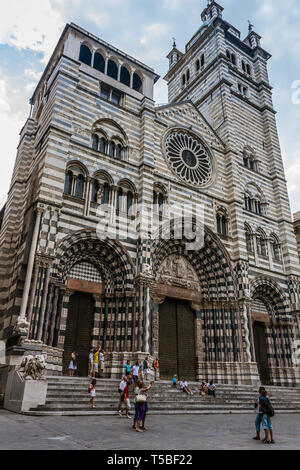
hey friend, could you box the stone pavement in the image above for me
[0,410,299,450]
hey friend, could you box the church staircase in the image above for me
[24,377,300,416]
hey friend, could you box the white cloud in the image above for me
[0,76,28,208]
[24,69,42,81]
[0,0,65,62]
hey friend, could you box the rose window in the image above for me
[164,130,213,187]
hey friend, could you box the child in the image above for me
[172,374,177,388]
[125,360,132,376]
[132,361,140,383]
[253,387,266,441]
[88,379,97,409]
[259,389,275,444]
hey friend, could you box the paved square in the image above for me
[0,410,299,450]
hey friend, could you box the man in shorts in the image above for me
[99,349,105,378]
[93,347,100,378]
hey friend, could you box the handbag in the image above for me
[136,394,147,403]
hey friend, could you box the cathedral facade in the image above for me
[0,1,300,386]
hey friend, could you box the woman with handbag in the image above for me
[135,381,154,433]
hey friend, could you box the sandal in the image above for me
[270,440,275,444]
[141,426,148,430]
[262,439,270,444]
[136,428,143,433]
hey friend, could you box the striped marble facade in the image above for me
[0,2,300,385]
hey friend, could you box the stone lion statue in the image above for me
[19,355,46,381]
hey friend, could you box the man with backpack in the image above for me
[259,389,275,444]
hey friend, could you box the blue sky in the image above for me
[0,0,299,214]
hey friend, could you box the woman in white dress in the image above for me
[69,350,78,377]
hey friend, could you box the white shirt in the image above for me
[119,380,127,391]
[89,353,93,363]
[132,365,139,376]
[99,353,104,362]
[180,381,185,389]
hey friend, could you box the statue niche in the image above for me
[157,254,200,291]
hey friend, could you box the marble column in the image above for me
[48,286,60,346]
[18,207,43,323]
[26,262,40,326]
[42,283,54,344]
[36,265,51,341]
[143,286,150,353]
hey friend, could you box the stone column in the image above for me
[102,296,109,350]
[48,286,60,347]
[240,301,252,363]
[113,296,119,352]
[36,264,51,341]
[131,294,137,352]
[143,286,150,353]
[124,294,130,352]
[138,285,143,351]
[17,207,43,329]
[26,261,40,326]
[42,283,54,344]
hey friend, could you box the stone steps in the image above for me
[25,377,300,416]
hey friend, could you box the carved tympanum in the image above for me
[157,255,200,290]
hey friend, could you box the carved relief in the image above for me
[18,355,46,381]
[157,254,200,291]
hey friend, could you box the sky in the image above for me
[0,0,299,215]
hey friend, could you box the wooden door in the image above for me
[253,321,271,385]
[159,299,196,381]
[63,293,94,376]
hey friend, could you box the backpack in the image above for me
[88,385,92,394]
[263,397,275,418]
[266,400,275,418]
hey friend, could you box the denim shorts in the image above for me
[262,413,273,430]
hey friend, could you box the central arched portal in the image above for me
[63,292,95,376]
[159,299,196,381]
[252,321,271,385]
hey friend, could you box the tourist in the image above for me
[92,346,100,378]
[88,379,97,409]
[132,380,141,430]
[88,348,94,377]
[125,360,132,376]
[118,376,128,416]
[259,389,275,444]
[253,386,266,440]
[138,359,144,382]
[179,378,193,395]
[119,380,132,419]
[132,361,140,383]
[99,348,105,378]
[153,357,159,381]
[200,381,208,396]
[143,356,150,381]
[136,381,154,433]
[68,350,77,377]
[208,381,216,397]
[172,374,178,388]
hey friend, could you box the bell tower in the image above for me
[164,0,300,275]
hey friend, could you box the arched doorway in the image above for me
[159,299,196,381]
[252,321,270,385]
[63,292,94,376]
